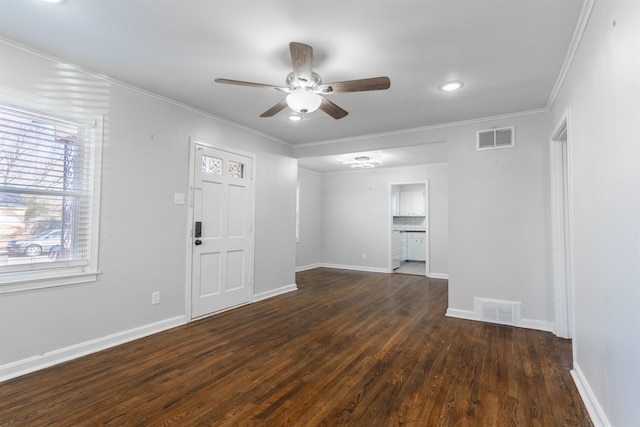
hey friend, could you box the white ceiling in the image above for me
[0,0,584,172]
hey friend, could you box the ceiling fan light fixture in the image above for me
[286,91,322,113]
[439,80,464,92]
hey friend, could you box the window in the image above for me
[228,161,244,178]
[0,103,102,292]
[202,156,245,179]
[202,155,222,175]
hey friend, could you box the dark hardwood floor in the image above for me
[0,268,592,426]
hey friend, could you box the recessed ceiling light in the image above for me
[288,114,302,122]
[439,80,464,92]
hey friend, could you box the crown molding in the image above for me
[294,108,549,149]
[0,37,292,148]
[547,0,596,109]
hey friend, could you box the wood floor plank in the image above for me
[0,268,593,426]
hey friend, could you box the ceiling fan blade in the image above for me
[260,99,288,117]
[319,97,348,119]
[215,78,288,92]
[318,77,391,94]
[289,42,313,83]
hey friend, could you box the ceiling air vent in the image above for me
[477,127,515,151]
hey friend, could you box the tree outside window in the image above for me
[0,105,94,269]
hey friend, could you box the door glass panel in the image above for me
[202,155,222,175]
[228,161,244,178]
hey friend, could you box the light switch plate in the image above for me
[174,193,185,205]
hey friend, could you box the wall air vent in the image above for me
[477,298,520,326]
[477,127,515,151]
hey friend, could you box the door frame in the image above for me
[550,110,575,339]
[185,138,257,321]
[388,181,430,277]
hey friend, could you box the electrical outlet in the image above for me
[362,253,367,260]
[152,291,160,305]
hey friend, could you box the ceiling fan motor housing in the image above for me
[286,71,322,91]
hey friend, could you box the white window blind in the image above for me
[0,104,97,276]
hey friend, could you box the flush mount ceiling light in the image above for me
[439,80,464,92]
[342,156,383,169]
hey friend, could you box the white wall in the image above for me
[317,163,449,276]
[296,168,323,270]
[447,113,553,326]
[253,152,298,296]
[0,41,297,372]
[550,2,640,425]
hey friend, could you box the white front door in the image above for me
[191,145,253,318]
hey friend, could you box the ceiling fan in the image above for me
[215,42,391,119]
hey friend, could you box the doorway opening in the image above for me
[550,111,574,339]
[390,182,428,276]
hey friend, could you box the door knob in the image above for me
[195,239,203,246]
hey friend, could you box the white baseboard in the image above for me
[321,263,389,274]
[571,364,610,427]
[295,263,322,272]
[517,318,554,333]
[428,272,449,280]
[253,283,298,302]
[446,308,478,321]
[0,315,187,383]
[446,307,554,333]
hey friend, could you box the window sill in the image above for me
[0,270,101,294]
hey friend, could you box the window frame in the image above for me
[0,94,103,294]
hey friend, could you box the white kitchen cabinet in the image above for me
[406,232,426,261]
[418,238,426,262]
[399,191,425,216]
